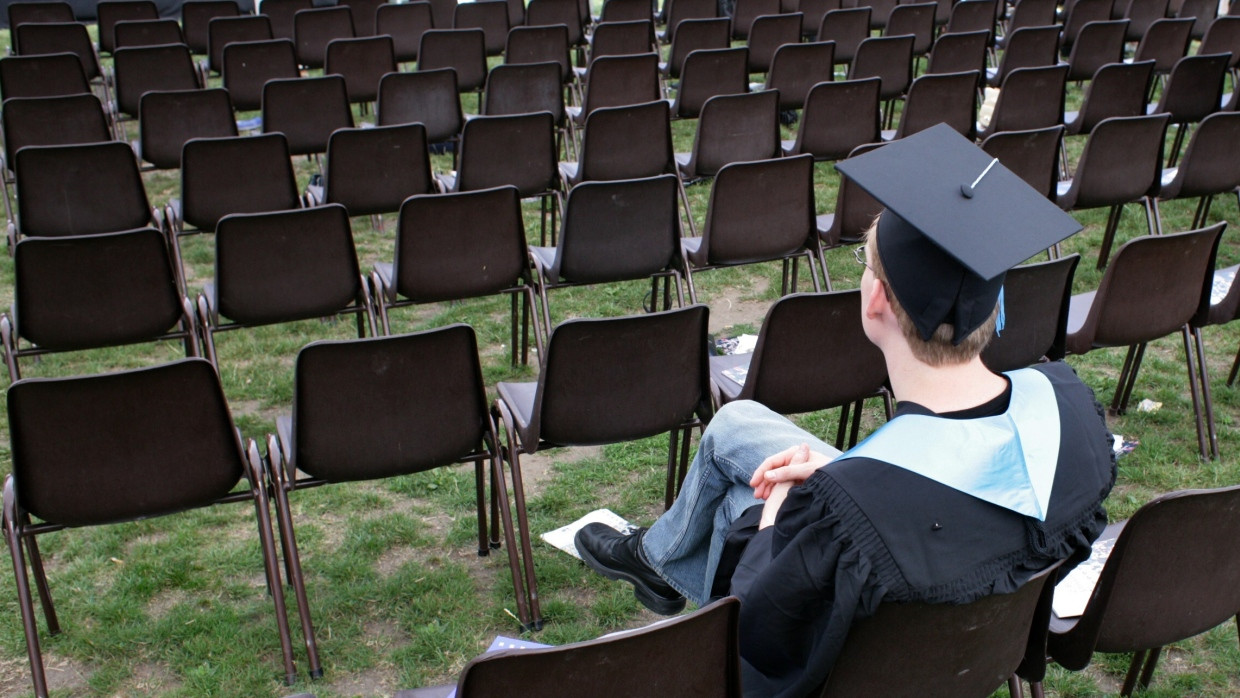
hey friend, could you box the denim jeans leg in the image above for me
[641,400,841,605]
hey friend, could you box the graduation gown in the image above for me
[721,362,1117,698]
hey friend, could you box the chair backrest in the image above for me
[1152,52,1229,123]
[454,0,510,55]
[925,28,989,75]
[290,325,493,482]
[944,0,998,38]
[817,7,870,63]
[377,68,463,142]
[1003,0,1058,39]
[665,0,718,42]
[325,34,397,104]
[894,69,979,140]
[588,18,655,62]
[417,28,488,92]
[580,51,662,117]
[1133,17,1193,73]
[1064,19,1128,81]
[112,42,200,118]
[600,0,652,22]
[15,141,151,238]
[212,203,364,327]
[1,94,111,173]
[1119,0,1170,41]
[981,124,1065,200]
[1064,59,1153,135]
[182,0,242,54]
[860,0,899,29]
[261,0,314,40]
[885,2,936,55]
[738,291,888,413]
[731,0,781,38]
[426,0,458,28]
[1160,111,1240,200]
[670,46,748,119]
[324,123,434,217]
[207,13,272,73]
[530,304,711,446]
[483,61,565,124]
[820,142,885,246]
[455,111,557,196]
[1047,484,1240,671]
[1063,0,1115,48]
[764,41,834,111]
[138,88,238,170]
[665,16,730,79]
[746,12,804,73]
[1177,0,1218,38]
[683,89,780,176]
[980,254,1080,371]
[504,24,573,83]
[222,37,299,112]
[551,173,681,282]
[990,23,1061,85]
[984,63,1068,135]
[525,0,585,46]
[574,99,675,181]
[1060,113,1168,210]
[294,5,354,69]
[1198,15,1240,70]
[788,77,881,161]
[455,597,741,697]
[798,0,842,35]
[14,21,101,80]
[262,74,354,156]
[849,33,914,100]
[698,154,815,266]
[7,358,245,528]
[113,18,185,49]
[0,52,91,100]
[179,133,300,233]
[376,1,433,62]
[390,185,529,303]
[9,228,189,357]
[342,0,386,35]
[8,1,75,54]
[96,0,158,54]
[821,562,1061,697]
[1072,223,1222,347]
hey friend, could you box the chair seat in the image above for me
[674,151,691,169]
[558,161,580,184]
[816,212,835,237]
[373,261,394,297]
[780,137,796,155]
[680,235,704,263]
[1159,166,1179,188]
[394,686,454,698]
[708,352,749,403]
[1207,264,1240,325]
[529,245,558,278]
[496,379,539,448]
[1065,289,1097,342]
[434,171,458,191]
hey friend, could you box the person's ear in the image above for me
[865,277,890,320]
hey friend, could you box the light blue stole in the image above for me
[837,368,1060,521]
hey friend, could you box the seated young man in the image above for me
[575,125,1117,698]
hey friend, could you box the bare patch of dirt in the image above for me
[117,662,182,694]
[704,277,773,334]
[11,654,91,698]
[326,621,407,697]
[516,445,603,500]
[146,589,188,620]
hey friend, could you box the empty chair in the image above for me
[206,14,272,75]
[884,2,936,58]
[371,186,542,366]
[376,1,434,63]
[815,142,884,285]
[926,28,990,75]
[600,0,652,22]
[262,74,354,157]
[1056,113,1169,268]
[3,358,305,698]
[342,0,386,35]
[1153,112,1240,233]
[1065,223,1223,458]
[559,99,674,184]
[849,34,914,123]
[666,46,748,119]
[567,51,662,124]
[661,16,730,80]
[262,0,314,40]
[1119,0,1170,42]
[137,88,238,170]
[325,35,397,105]
[1132,17,1193,80]
[1042,485,1240,693]
[761,41,835,112]
[1197,15,1240,77]
[454,0,510,55]
[796,0,842,36]
[96,0,158,55]
[293,5,354,69]
[182,0,242,54]
[676,90,780,182]
[883,69,979,141]
[1146,53,1229,166]
[979,63,1069,138]
[746,12,803,74]
[0,53,91,101]
[197,204,376,366]
[0,229,199,382]
[263,324,502,694]
[308,124,436,228]
[661,0,718,42]
[530,174,686,332]
[943,0,998,40]
[168,133,302,238]
[111,42,201,119]
[525,0,586,50]
[1061,19,1128,81]
[782,77,881,161]
[982,124,1066,201]
[112,17,185,49]
[482,61,570,155]
[731,0,781,38]
[987,23,1062,86]
[709,291,892,447]
[980,254,1080,372]
[376,68,464,146]
[7,1,74,54]
[504,23,574,85]
[417,28,489,94]
[492,304,713,627]
[222,38,299,112]
[681,155,821,302]
[998,0,1058,46]
[583,19,656,70]
[816,6,870,65]
[14,22,106,108]
[1063,59,1154,138]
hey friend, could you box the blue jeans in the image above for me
[641,400,841,605]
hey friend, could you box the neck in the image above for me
[884,348,1008,414]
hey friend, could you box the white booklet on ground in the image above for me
[541,508,637,560]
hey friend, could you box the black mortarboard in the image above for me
[835,123,1083,344]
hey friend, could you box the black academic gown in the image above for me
[721,362,1117,698]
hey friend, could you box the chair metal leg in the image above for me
[1193,327,1219,459]
[24,531,58,635]
[847,398,864,448]
[1121,649,1148,697]
[491,403,542,630]
[1008,674,1024,698]
[1181,326,1209,460]
[1191,194,1214,230]
[265,459,323,680]
[1137,646,1162,691]
[1096,204,1124,270]
[834,402,851,450]
[1228,341,1240,387]
[5,480,49,698]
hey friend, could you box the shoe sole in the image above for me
[577,537,687,616]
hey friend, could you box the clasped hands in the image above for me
[750,443,833,529]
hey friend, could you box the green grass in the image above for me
[1,21,1240,698]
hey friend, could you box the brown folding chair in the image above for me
[1132,17,1193,83]
[885,2,936,58]
[882,69,979,141]
[3,358,304,697]
[325,34,397,106]
[660,16,730,80]
[666,46,748,120]
[376,68,464,146]
[848,33,914,125]
[371,185,543,367]
[307,123,436,231]
[761,41,835,112]
[1153,111,1240,234]
[96,0,158,55]
[979,63,1068,139]
[730,0,780,39]
[782,77,881,162]
[376,0,433,63]
[709,291,892,448]
[504,23,574,88]
[221,38,300,112]
[925,29,990,76]
[980,254,1080,372]
[293,5,354,69]
[1119,0,1170,42]
[815,142,885,288]
[1061,19,1129,82]
[182,0,242,54]
[264,325,502,692]
[796,0,841,37]
[262,74,355,158]
[746,12,803,74]
[482,61,571,158]
[206,13,272,75]
[817,6,870,66]
[1064,223,1224,459]
[661,0,718,43]
[111,42,202,120]
[0,228,200,383]
[112,18,186,49]
[417,28,489,94]
[676,89,780,182]
[943,0,998,41]
[986,23,1062,86]
[982,124,1066,202]
[137,87,238,171]
[0,53,91,101]
[997,0,1057,47]
[454,0,510,56]
[342,0,386,35]
[492,304,714,628]
[262,0,314,40]
[1146,52,1230,167]
[567,51,662,126]
[1062,60,1153,141]
[7,1,75,54]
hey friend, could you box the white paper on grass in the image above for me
[541,508,637,559]
[1051,535,1117,619]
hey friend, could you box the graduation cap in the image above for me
[835,123,1083,344]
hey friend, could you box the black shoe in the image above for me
[575,524,687,615]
